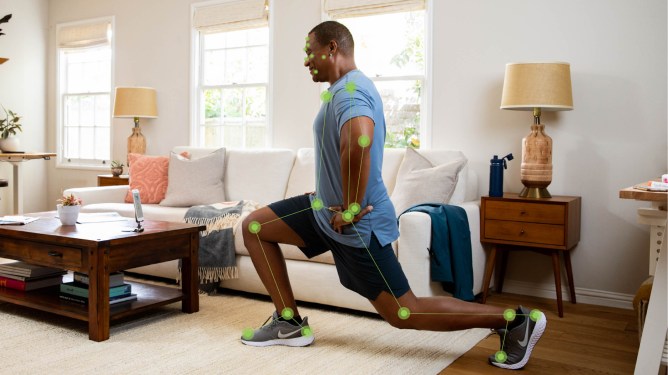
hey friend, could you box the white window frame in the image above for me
[323,0,432,149]
[55,17,115,170]
[190,0,273,149]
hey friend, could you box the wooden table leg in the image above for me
[551,251,564,318]
[481,245,497,304]
[181,232,199,313]
[88,245,110,341]
[563,251,577,303]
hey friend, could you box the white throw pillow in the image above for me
[160,148,226,207]
[390,147,467,216]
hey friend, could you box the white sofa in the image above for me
[63,147,486,314]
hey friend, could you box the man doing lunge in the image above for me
[240,20,546,370]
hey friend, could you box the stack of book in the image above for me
[59,272,137,305]
[0,261,66,291]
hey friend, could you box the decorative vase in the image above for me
[57,204,80,225]
[111,166,123,177]
[0,135,20,152]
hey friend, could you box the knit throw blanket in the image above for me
[179,200,245,294]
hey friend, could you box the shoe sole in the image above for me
[241,335,315,347]
[491,313,547,370]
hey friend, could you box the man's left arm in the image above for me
[330,115,374,233]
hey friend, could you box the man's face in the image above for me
[303,33,329,83]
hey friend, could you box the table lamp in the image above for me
[113,87,158,160]
[500,62,573,198]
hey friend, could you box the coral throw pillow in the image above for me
[124,153,169,204]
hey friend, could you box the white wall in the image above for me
[432,0,667,301]
[42,0,667,303]
[0,0,48,214]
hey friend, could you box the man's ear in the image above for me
[329,40,339,54]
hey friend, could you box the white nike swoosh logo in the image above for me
[277,328,302,339]
[518,320,531,347]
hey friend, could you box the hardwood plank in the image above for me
[441,293,639,374]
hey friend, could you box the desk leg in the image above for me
[635,226,667,374]
[10,162,22,214]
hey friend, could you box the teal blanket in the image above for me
[402,204,475,301]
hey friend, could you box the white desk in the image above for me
[0,152,56,214]
[619,185,667,375]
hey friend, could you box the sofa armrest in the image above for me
[63,186,128,205]
[396,200,485,298]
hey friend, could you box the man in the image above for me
[240,20,546,370]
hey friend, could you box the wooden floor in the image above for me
[441,293,640,374]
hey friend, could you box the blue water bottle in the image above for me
[489,153,514,197]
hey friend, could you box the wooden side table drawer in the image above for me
[484,200,565,224]
[484,220,565,246]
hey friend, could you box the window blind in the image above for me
[193,0,268,34]
[58,21,110,48]
[325,0,425,18]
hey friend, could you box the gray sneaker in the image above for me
[241,311,315,347]
[488,306,547,370]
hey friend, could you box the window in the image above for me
[326,0,427,148]
[193,0,269,149]
[56,19,113,167]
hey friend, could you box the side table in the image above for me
[98,174,129,187]
[480,193,581,317]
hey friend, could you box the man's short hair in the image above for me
[309,21,354,56]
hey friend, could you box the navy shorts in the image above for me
[267,194,410,301]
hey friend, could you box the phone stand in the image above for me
[132,216,144,233]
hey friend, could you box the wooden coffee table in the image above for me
[0,213,203,341]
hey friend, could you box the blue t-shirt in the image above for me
[310,70,399,248]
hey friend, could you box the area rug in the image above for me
[0,292,490,374]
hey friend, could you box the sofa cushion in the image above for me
[390,148,467,216]
[160,148,226,207]
[224,149,295,204]
[81,203,189,222]
[285,148,316,198]
[124,153,169,204]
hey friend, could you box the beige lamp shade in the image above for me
[500,62,573,111]
[113,87,158,118]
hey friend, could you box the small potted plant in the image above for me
[0,105,22,152]
[110,160,124,177]
[56,193,82,225]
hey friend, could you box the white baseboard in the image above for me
[500,279,634,310]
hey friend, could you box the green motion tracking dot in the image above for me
[348,203,361,215]
[281,307,294,320]
[358,135,371,148]
[309,53,314,60]
[397,307,411,320]
[503,308,516,322]
[494,351,508,363]
[242,327,254,340]
[345,81,356,93]
[530,309,542,322]
[248,221,261,234]
[320,91,333,103]
[321,54,327,60]
[313,69,319,75]
[311,198,324,211]
[342,210,354,222]
[301,326,313,337]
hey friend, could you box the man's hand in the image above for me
[329,205,373,234]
